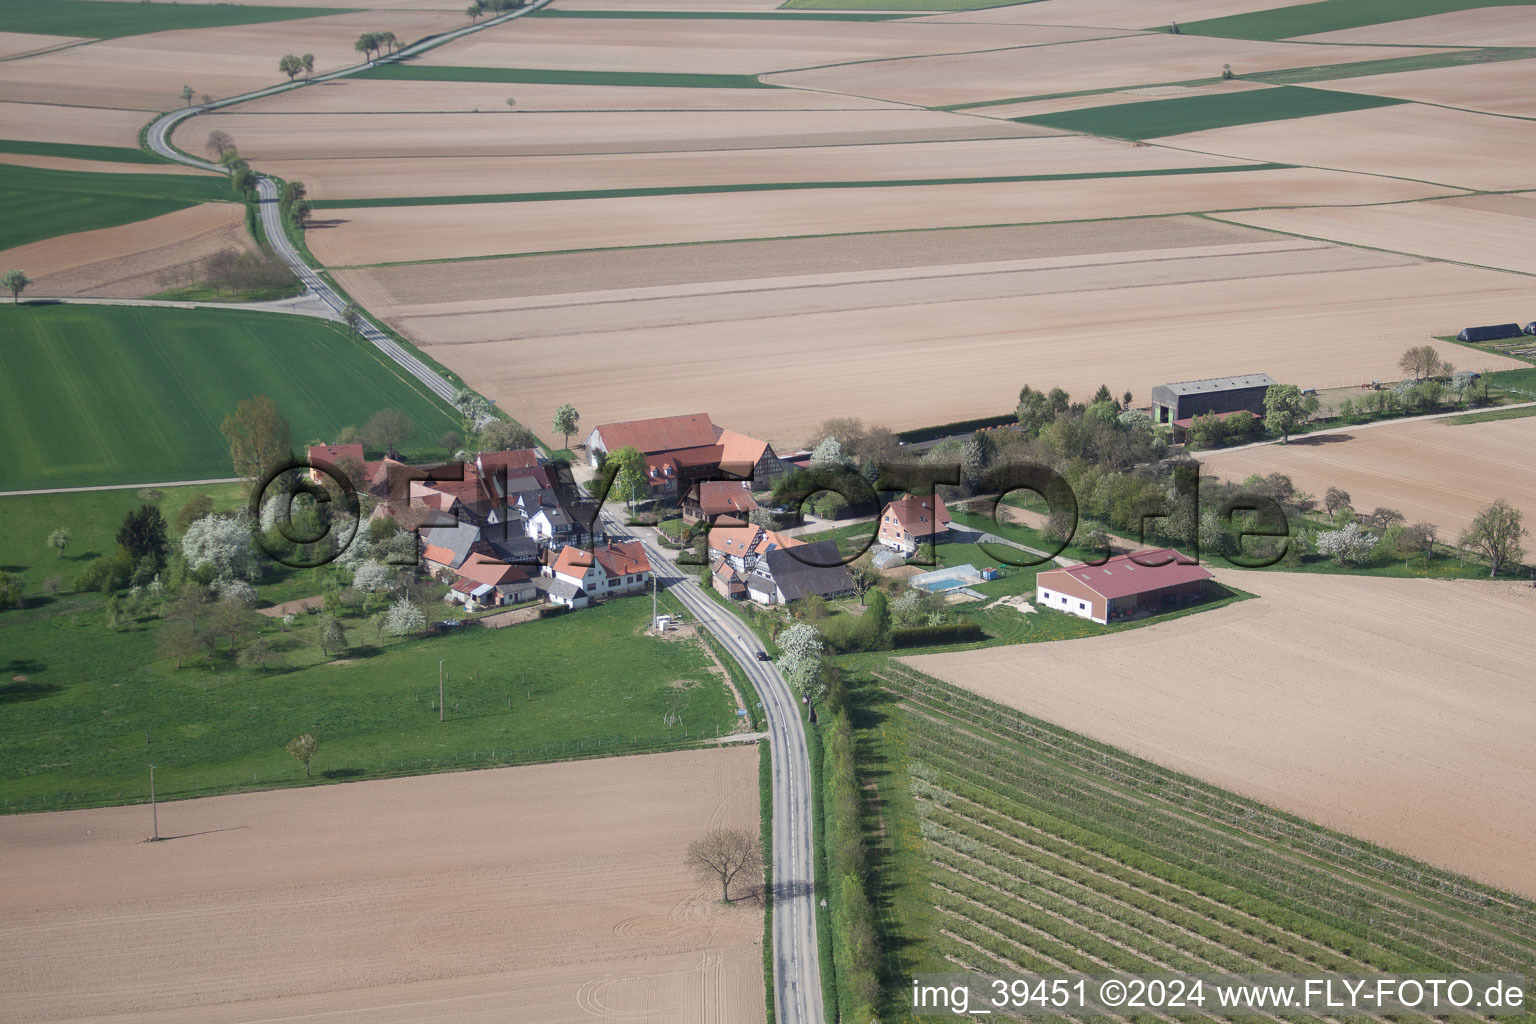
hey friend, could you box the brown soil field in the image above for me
[905,570,1536,898]
[765,34,1449,107]
[1198,414,1536,539]
[0,203,255,298]
[417,18,1118,75]
[1215,194,1536,275]
[1310,58,1536,118]
[1161,103,1536,192]
[235,78,905,114]
[0,31,85,59]
[336,232,1528,447]
[918,0,1313,28]
[0,100,150,147]
[0,10,465,110]
[182,108,1044,161]
[230,136,1254,201]
[0,747,765,1024]
[1298,6,1536,45]
[306,167,1455,266]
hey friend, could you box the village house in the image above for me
[547,540,653,604]
[745,540,855,606]
[681,480,760,526]
[444,554,539,610]
[584,412,784,490]
[878,494,953,556]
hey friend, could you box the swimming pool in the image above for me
[909,564,982,592]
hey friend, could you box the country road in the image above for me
[601,508,826,1024]
[138,8,827,1023]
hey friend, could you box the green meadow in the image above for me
[0,0,354,40]
[1016,86,1404,140]
[356,64,772,89]
[0,304,458,490]
[0,163,231,250]
[1176,0,1536,40]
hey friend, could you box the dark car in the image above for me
[755,651,771,662]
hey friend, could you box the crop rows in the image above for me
[873,665,1535,1023]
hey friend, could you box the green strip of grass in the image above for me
[1015,86,1405,140]
[530,8,909,18]
[0,163,230,250]
[1174,0,1536,41]
[355,64,772,89]
[0,0,356,40]
[0,304,459,491]
[1245,46,1536,85]
[312,162,1287,208]
[0,139,166,165]
[1444,405,1536,425]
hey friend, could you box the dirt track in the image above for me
[0,747,765,1024]
[906,570,1536,898]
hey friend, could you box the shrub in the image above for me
[890,623,985,648]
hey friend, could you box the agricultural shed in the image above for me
[1151,373,1274,425]
[1036,549,1212,625]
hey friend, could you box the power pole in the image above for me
[439,659,445,723]
[148,765,159,841]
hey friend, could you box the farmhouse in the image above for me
[745,540,855,606]
[548,540,653,602]
[1151,373,1275,426]
[682,480,760,526]
[877,494,952,556]
[1036,550,1213,625]
[584,413,784,487]
[444,554,539,610]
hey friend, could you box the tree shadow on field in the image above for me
[305,218,349,230]
[1291,432,1354,445]
[321,767,365,780]
[0,680,60,704]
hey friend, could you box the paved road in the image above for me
[601,509,826,1024]
[139,8,826,1023]
[143,1,555,407]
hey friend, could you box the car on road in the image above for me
[755,651,771,661]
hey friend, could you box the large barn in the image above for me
[1036,550,1214,625]
[1151,373,1275,426]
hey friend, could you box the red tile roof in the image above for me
[457,553,533,587]
[307,443,365,467]
[715,429,770,476]
[594,413,719,455]
[1039,549,1213,600]
[691,481,760,516]
[422,543,457,567]
[595,540,650,578]
[883,494,952,531]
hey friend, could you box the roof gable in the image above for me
[1039,549,1213,600]
[594,413,719,455]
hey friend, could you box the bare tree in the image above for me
[205,130,235,158]
[362,408,416,450]
[686,828,762,903]
[1398,345,1444,381]
[1323,486,1351,517]
[286,734,319,777]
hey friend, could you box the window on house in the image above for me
[1079,602,1086,609]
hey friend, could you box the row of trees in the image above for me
[355,31,401,62]
[277,53,315,80]
[466,0,529,21]
[279,179,311,231]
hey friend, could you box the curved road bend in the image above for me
[143,1,556,405]
[600,510,826,1024]
[141,8,827,1023]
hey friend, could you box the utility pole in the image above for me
[148,765,159,841]
[439,659,445,723]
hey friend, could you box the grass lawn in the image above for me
[0,304,459,490]
[0,595,739,811]
[0,163,230,250]
[0,139,166,165]
[1016,86,1404,140]
[0,0,355,39]
[1485,366,1536,398]
[1444,405,1536,425]
[356,64,772,89]
[1245,46,1536,85]
[1176,0,1536,41]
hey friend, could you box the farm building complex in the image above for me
[1036,550,1214,625]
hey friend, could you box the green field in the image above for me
[0,0,355,40]
[0,304,458,490]
[0,591,739,811]
[0,139,166,165]
[850,665,1536,1021]
[529,8,909,18]
[1017,86,1405,140]
[312,163,1285,208]
[356,64,772,89]
[1176,0,1536,41]
[1244,45,1536,85]
[0,163,230,250]
[1486,366,1536,396]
